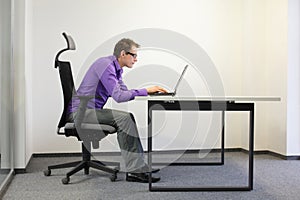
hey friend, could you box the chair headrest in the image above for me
[54,32,76,68]
[63,32,76,50]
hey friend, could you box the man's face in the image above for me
[120,46,138,68]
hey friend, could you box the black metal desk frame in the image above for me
[147,100,254,191]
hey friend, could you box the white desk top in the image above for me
[135,96,281,102]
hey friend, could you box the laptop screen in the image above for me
[173,64,188,94]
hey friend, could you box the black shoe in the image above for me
[150,168,160,173]
[126,172,160,183]
[140,166,160,173]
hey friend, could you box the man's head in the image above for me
[114,38,140,68]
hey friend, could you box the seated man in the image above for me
[67,38,167,183]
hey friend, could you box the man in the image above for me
[67,38,167,183]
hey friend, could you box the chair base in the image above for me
[44,143,120,184]
[44,159,119,184]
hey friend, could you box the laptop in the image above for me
[150,64,188,96]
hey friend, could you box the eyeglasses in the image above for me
[126,52,137,59]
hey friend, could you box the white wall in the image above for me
[12,0,28,169]
[30,0,250,154]
[264,0,288,155]
[0,0,13,169]
[287,0,300,155]
[13,0,295,168]
[240,0,288,155]
[241,0,269,151]
[25,0,34,167]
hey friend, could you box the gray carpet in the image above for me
[2,152,300,200]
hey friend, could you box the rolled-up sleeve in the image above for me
[129,88,148,100]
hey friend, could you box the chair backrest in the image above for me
[54,33,76,130]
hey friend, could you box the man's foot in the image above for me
[126,172,160,183]
[140,165,160,173]
[151,168,160,173]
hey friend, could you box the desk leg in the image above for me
[148,106,153,191]
[221,110,225,165]
[147,101,254,192]
[249,105,254,190]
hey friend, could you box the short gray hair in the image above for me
[113,38,140,58]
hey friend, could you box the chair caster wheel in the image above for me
[110,174,117,182]
[62,177,70,184]
[44,169,51,176]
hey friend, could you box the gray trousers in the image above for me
[68,109,147,172]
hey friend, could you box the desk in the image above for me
[136,96,280,192]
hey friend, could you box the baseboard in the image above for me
[261,151,300,160]
[0,169,11,174]
[31,148,243,158]
[31,148,299,159]
[32,152,83,157]
[0,169,15,199]
[14,148,299,174]
[32,151,122,158]
[14,168,26,174]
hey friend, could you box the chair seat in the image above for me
[63,122,116,140]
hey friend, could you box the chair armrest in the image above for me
[73,95,102,131]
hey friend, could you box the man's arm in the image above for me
[100,65,147,102]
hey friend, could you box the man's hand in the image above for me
[146,86,168,94]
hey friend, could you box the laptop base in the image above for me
[149,92,175,96]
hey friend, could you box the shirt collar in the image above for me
[112,55,123,74]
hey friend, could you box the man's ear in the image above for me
[120,50,126,57]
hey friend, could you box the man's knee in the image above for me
[120,112,136,124]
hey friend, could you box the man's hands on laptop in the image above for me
[146,86,168,94]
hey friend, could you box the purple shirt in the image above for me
[68,55,147,114]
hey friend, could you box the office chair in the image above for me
[44,32,119,184]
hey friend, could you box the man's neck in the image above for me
[117,58,125,68]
